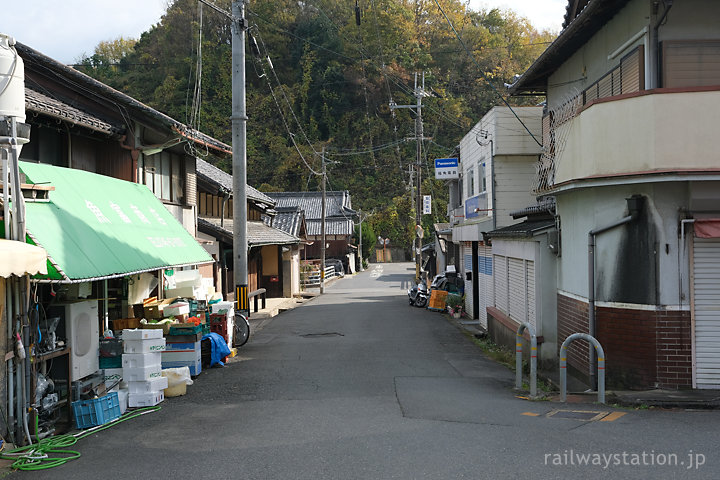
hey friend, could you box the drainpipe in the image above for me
[6,278,14,443]
[489,139,496,231]
[219,188,231,228]
[648,0,674,89]
[587,195,643,388]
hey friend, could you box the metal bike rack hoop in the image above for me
[515,323,537,398]
[560,333,606,404]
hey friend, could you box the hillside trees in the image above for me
[77,0,554,255]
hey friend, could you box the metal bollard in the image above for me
[515,323,538,398]
[560,333,606,404]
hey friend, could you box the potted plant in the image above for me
[446,294,464,319]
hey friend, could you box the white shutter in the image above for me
[478,245,492,328]
[527,260,536,330]
[693,237,720,388]
[508,258,525,323]
[464,250,473,315]
[494,255,508,313]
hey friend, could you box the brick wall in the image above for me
[556,293,692,389]
[595,306,657,388]
[655,310,692,388]
[557,293,590,381]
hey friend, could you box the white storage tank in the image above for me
[0,33,25,122]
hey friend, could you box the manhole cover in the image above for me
[300,332,344,338]
[546,410,608,421]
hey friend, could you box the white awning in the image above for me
[0,240,48,278]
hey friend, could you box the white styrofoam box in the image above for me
[123,338,166,354]
[164,286,204,300]
[122,365,163,382]
[164,302,189,317]
[123,328,163,340]
[127,376,168,394]
[210,301,234,315]
[162,359,201,376]
[128,390,164,408]
[162,349,201,363]
[173,269,201,288]
[103,368,123,385]
[117,389,129,414]
[164,340,200,352]
[121,352,162,369]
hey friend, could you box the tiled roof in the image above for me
[485,218,555,239]
[509,198,556,219]
[198,217,299,246]
[269,191,356,221]
[269,206,304,237]
[17,42,231,156]
[305,218,354,236]
[196,158,274,205]
[25,87,125,137]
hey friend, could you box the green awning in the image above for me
[14,161,212,283]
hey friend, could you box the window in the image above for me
[480,159,487,194]
[467,168,475,196]
[143,151,185,203]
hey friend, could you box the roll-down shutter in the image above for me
[693,237,720,388]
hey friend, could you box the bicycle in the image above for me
[233,313,250,347]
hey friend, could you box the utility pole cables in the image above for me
[389,72,432,282]
[321,146,326,294]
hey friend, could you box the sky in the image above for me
[2,0,567,65]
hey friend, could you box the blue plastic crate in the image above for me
[72,392,121,429]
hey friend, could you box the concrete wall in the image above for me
[554,91,720,184]
[458,107,542,233]
[494,156,538,227]
[556,182,694,306]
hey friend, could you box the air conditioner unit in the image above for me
[62,300,99,381]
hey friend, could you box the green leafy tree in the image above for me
[78,0,554,257]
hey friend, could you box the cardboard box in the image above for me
[169,313,188,323]
[113,318,141,331]
[143,298,178,319]
[141,322,172,335]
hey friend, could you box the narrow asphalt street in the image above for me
[16,263,720,479]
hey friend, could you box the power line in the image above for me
[430,0,542,146]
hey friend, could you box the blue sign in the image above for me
[435,158,459,179]
[465,195,481,219]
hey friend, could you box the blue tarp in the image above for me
[202,332,232,367]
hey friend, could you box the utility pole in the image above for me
[389,72,431,282]
[231,0,249,317]
[357,209,364,272]
[320,146,326,294]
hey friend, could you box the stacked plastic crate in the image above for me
[122,329,168,407]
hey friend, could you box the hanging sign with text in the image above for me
[434,158,459,179]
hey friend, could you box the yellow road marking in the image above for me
[600,411,627,422]
[521,412,540,417]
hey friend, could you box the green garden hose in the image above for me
[0,406,161,471]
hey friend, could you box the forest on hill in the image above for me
[77,0,554,253]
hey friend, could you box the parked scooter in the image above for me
[408,280,430,308]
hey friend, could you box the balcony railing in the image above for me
[534,46,645,193]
